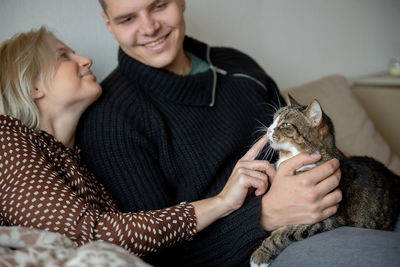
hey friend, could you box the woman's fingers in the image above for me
[234,167,269,194]
[241,135,269,161]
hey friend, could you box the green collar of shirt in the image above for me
[186,51,210,75]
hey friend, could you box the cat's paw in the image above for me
[250,248,273,267]
[250,257,271,267]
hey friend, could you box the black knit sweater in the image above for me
[77,36,283,266]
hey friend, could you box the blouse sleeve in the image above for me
[0,125,197,256]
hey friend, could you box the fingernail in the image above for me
[310,153,320,158]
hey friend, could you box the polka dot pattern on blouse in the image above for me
[0,115,197,256]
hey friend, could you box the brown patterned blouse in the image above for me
[0,115,197,256]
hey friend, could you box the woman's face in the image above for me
[34,38,102,115]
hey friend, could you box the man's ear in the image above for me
[101,11,113,33]
[180,0,186,12]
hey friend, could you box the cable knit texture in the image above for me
[77,36,283,266]
[0,115,197,257]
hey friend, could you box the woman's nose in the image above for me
[77,54,93,68]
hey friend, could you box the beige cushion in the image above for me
[282,74,400,175]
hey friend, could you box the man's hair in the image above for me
[0,26,56,129]
[98,0,107,13]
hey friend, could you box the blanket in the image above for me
[0,226,152,266]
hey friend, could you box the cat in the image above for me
[250,95,400,266]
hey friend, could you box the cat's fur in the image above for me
[250,96,400,266]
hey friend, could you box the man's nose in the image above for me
[139,14,159,35]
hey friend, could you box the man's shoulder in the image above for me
[94,68,143,105]
[100,68,135,93]
[211,46,264,73]
[81,68,152,123]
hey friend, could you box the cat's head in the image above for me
[267,95,337,162]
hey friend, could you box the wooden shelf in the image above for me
[353,72,400,87]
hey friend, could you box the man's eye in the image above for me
[122,17,132,23]
[154,3,167,10]
[120,16,136,24]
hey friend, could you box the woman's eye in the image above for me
[58,53,68,60]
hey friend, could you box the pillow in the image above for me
[281,74,400,175]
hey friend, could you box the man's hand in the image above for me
[260,153,342,231]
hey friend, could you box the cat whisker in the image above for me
[260,102,279,114]
[261,145,275,163]
[267,147,275,163]
[255,120,270,132]
[268,102,280,112]
[270,83,283,109]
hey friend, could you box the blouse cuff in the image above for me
[180,202,197,240]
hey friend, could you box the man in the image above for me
[77,0,344,266]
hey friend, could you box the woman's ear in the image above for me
[31,88,45,100]
[31,79,45,100]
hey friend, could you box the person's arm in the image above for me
[260,153,342,231]
[192,134,271,232]
[0,123,271,256]
[0,126,197,256]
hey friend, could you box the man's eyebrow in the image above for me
[112,0,164,23]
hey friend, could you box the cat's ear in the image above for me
[287,94,301,106]
[305,99,323,127]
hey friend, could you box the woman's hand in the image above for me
[191,134,273,232]
[217,134,274,215]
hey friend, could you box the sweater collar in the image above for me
[117,36,216,107]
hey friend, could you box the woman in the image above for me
[0,27,271,257]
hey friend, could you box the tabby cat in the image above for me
[250,95,400,266]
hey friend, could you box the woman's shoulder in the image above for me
[0,115,42,170]
[0,115,34,138]
[0,115,78,158]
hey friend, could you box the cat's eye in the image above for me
[281,122,291,127]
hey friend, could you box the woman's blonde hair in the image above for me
[0,26,56,129]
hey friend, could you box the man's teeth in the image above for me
[145,37,166,47]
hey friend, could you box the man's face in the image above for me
[102,0,186,73]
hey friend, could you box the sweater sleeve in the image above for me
[0,125,197,256]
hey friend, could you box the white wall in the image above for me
[1,0,399,89]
